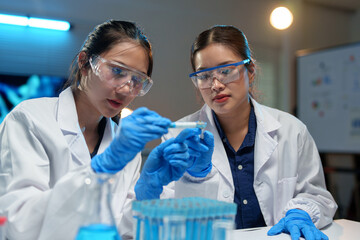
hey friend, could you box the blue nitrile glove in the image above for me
[135,128,202,200]
[91,107,171,173]
[267,209,329,240]
[184,130,214,177]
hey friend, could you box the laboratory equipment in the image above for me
[0,216,6,240]
[132,197,236,240]
[168,121,207,129]
[75,174,121,240]
[169,121,207,139]
[211,220,234,240]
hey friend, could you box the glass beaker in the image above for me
[75,173,121,240]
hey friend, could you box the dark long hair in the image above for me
[63,20,153,90]
[190,25,259,99]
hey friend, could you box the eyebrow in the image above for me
[196,61,236,71]
[109,59,147,75]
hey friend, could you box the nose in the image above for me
[210,77,225,91]
[115,80,133,94]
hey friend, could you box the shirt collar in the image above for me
[212,103,257,148]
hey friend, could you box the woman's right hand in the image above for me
[135,128,202,200]
[184,130,214,177]
[91,107,171,173]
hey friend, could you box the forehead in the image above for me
[194,43,242,68]
[102,41,149,73]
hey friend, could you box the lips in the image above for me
[107,99,123,108]
[213,94,230,103]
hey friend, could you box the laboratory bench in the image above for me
[232,219,360,239]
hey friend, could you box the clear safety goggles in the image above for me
[89,55,153,96]
[189,59,250,89]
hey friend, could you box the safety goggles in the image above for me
[189,59,250,89]
[89,55,153,96]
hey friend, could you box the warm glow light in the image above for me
[121,108,133,118]
[270,7,293,30]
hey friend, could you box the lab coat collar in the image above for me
[56,88,117,164]
[250,97,280,177]
[250,97,281,133]
[97,118,117,154]
[201,104,235,188]
[57,87,81,135]
[57,88,90,165]
[200,97,281,187]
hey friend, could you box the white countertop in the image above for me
[231,219,360,239]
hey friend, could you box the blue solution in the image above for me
[75,224,121,240]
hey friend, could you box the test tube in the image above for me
[168,121,207,129]
[168,121,207,138]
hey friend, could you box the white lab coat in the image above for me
[162,98,337,229]
[0,88,140,240]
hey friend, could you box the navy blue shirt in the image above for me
[212,106,266,229]
[90,117,106,158]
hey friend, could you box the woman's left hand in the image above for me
[268,209,329,240]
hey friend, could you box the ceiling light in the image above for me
[270,7,293,30]
[0,13,70,31]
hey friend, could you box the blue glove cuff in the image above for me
[135,171,163,200]
[91,141,139,173]
[91,154,119,174]
[286,209,312,221]
[187,162,212,178]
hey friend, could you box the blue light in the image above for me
[29,17,70,31]
[0,14,28,26]
[0,14,70,31]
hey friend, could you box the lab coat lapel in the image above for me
[57,88,91,165]
[97,117,117,154]
[201,105,234,187]
[251,99,280,178]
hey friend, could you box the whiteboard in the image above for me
[296,42,360,153]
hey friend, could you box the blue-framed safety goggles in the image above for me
[189,59,250,89]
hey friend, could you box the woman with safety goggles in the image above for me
[0,20,205,240]
[163,25,337,240]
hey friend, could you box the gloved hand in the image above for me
[267,209,329,240]
[184,130,214,177]
[135,128,202,200]
[91,107,171,173]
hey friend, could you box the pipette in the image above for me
[168,121,207,138]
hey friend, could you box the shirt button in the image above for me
[243,199,248,205]
[223,191,230,198]
[238,165,243,170]
[222,138,226,143]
